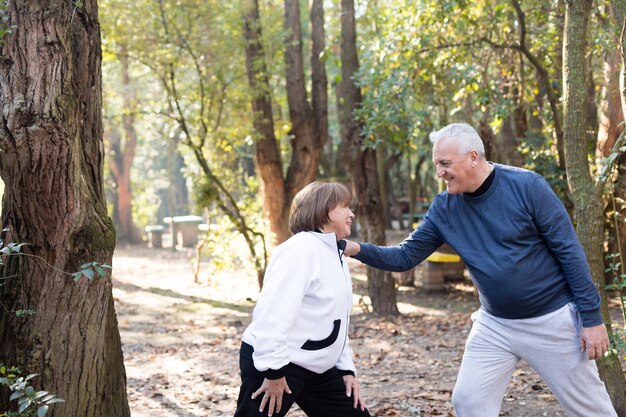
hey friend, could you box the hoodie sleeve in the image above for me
[250,237,315,375]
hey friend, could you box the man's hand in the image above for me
[343,240,361,257]
[343,374,366,411]
[580,324,610,360]
[251,377,292,416]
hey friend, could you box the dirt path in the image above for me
[111,244,617,417]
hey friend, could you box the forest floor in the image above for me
[111,236,625,417]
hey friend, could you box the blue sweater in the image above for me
[355,164,602,327]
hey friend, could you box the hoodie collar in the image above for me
[311,230,339,249]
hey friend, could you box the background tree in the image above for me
[242,0,328,246]
[606,0,626,289]
[107,45,141,244]
[562,0,626,412]
[0,1,130,416]
[340,0,398,315]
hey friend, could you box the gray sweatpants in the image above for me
[452,303,617,417]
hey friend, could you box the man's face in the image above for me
[432,138,475,194]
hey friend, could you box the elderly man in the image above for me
[344,123,617,417]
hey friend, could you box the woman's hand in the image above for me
[251,377,292,416]
[343,374,366,411]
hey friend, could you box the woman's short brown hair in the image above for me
[289,181,352,234]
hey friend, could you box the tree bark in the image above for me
[340,0,398,315]
[597,47,626,285]
[242,0,289,245]
[597,49,624,158]
[283,0,323,204]
[478,118,495,161]
[242,0,328,246]
[310,0,328,151]
[562,1,626,413]
[0,1,130,416]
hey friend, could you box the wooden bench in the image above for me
[145,225,165,248]
[164,215,204,248]
[421,251,465,291]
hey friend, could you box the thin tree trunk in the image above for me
[340,0,398,315]
[0,1,130,416]
[563,1,626,413]
[511,0,566,170]
[109,48,140,244]
[333,67,351,179]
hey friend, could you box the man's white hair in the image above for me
[429,123,485,158]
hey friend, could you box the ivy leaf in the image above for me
[37,404,49,417]
[18,398,31,413]
[45,398,65,404]
[72,272,82,282]
[82,268,95,281]
[34,391,49,399]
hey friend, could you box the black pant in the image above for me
[234,343,371,417]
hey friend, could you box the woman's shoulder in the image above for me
[275,231,317,252]
[267,232,320,270]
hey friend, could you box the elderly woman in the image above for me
[234,182,370,417]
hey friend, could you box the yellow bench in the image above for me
[426,251,461,263]
[422,251,465,291]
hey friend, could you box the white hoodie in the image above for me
[242,231,356,375]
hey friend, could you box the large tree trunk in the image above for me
[283,0,323,204]
[242,0,289,245]
[109,48,140,244]
[243,0,328,246]
[0,2,130,417]
[340,0,398,315]
[597,48,626,284]
[310,0,328,152]
[562,1,626,413]
[597,49,624,157]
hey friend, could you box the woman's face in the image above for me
[322,204,355,240]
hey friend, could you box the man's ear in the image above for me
[469,150,480,167]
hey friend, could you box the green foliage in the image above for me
[0,1,14,45]
[71,262,112,282]
[0,366,64,417]
[605,253,626,359]
[0,236,111,284]
[99,0,273,231]
[194,175,268,278]
[0,243,28,256]
[518,131,568,201]
[0,234,113,318]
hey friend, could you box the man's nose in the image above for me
[436,167,445,178]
